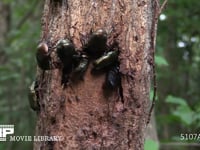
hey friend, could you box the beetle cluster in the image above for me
[35,29,121,90]
[83,29,121,90]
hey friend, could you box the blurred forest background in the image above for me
[0,0,200,150]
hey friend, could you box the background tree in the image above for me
[156,1,200,149]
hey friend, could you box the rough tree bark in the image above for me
[34,0,161,149]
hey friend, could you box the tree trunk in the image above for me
[0,2,10,63]
[34,0,159,149]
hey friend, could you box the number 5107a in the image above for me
[180,133,200,141]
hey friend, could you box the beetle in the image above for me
[102,64,123,101]
[73,54,89,80]
[28,81,40,111]
[36,42,51,70]
[105,65,121,89]
[56,39,79,86]
[56,39,77,67]
[92,48,123,99]
[93,50,119,70]
[83,29,108,58]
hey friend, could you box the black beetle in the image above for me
[83,29,108,58]
[56,39,77,68]
[105,65,121,89]
[56,39,78,86]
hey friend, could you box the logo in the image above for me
[0,125,14,141]
[0,125,63,142]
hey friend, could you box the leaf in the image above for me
[157,114,180,124]
[165,95,187,106]
[155,55,169,67]
[165,95,194,125]
[144,139,159,150]
[190,112,200,128]
[172,105,194,126]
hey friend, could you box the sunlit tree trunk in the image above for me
[34,0,159,149]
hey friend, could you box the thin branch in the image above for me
[159,0,168,14]
[147,0,168,125]
[146,0,160,125]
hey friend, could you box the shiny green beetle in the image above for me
[28,81,40,111]
[93,51,119,70]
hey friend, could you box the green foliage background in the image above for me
[0,0,41,149]
[0,0,200,150]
